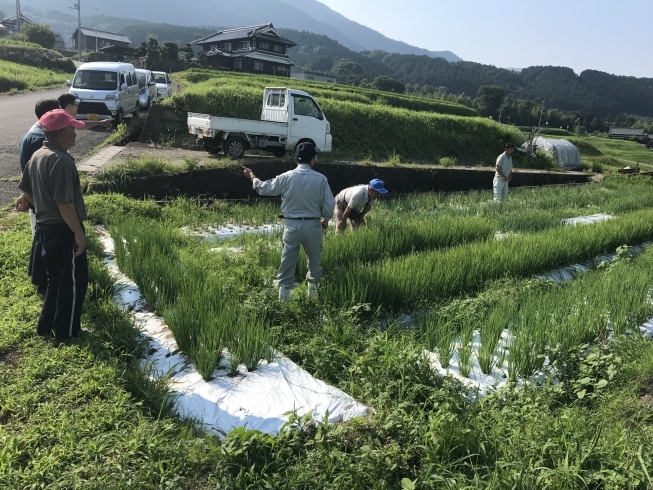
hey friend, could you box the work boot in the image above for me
[279,287,292,302]
[307,284,318,300]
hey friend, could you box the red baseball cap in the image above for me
[39,109,85,132]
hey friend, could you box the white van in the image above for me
[67,62,140,126]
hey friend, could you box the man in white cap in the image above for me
[242,142,335,301]
[18,109,88,339]
[334,179,388,233]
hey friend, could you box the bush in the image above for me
[439,157,457,167]
[20,23,56,49]
[371,76,405,94]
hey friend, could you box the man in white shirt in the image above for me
[494,143,514,202]
[334,179,388,233]
[242,143,335,301]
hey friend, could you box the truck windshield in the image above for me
[292,95,322,119]
[72,70,118,90]
[153,73,167,84]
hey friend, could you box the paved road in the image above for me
[0,87,113,179]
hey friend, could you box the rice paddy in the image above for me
[100,175,653,391]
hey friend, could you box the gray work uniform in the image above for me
[493,153,513,202]
[252,164,335,290]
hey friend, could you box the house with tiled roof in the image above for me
[193,24,296,77]
[72,27,132,52]
[609,127,648,139]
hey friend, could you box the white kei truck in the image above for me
[187,87,332,158]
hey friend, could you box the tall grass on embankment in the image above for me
[0,60,69,94]
[161,69,521,163]
[177,69,479,117]
[323,209,653,311]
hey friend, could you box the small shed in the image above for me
[609,127,647,139]
[531,137,582,170]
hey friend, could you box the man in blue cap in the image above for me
[334,179,388,233]
[242,142,335,301]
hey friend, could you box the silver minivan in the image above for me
[135,69,157,110]
[67,62,140,126]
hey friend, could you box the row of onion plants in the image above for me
[322,209,653,311]
[419,245,653,382]
[110,218,274,380]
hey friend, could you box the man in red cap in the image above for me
[18,109,88,339]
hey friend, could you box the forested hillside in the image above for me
[281,29,653,120]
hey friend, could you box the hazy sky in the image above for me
[319,0,653,78]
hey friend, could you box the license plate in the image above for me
[197,129,204,139]
[88,114,99,121]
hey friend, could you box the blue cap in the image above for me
[369,179,388,194]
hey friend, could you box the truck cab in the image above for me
[188,87,332,158]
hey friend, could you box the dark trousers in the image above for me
[37,223,88,338]
[28,225,47,289]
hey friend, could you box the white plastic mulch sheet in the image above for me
[97,227,369,437]
[183,224,282,242]
[424,329,549,398]
[561,214,614,226]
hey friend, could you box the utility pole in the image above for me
[71,0,81,61]
[15,0,21,33]
[538,100,545,129]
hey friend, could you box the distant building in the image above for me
[71,27,131,52]
[54,33,66,50]
[290,69,336,84]
[0,14,32,34]
[609,127,648,139]
[193,24,296,77]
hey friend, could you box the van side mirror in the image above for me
[66,80,72,87]
[318,113,324,120]
[120,83,128,91]
[148,81,155,87]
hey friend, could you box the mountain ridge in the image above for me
[11,0,461,61]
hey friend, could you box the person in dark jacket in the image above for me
[17,99,61,293]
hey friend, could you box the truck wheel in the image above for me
[272,149,286,158]
[225,137,247,159]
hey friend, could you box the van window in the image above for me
[119,73,126,86]
[126,72,135,87]
[72,70,118,90]
[267,93,286,108]
[152,73,167,84]
[292,95,322,118]
[136,72,147,88]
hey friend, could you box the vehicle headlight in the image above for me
[105,95,117,100]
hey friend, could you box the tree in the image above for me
[331,58,364,76]
[475,85,505,117]
[180,43,194,61]
[21,23,56,49]
[160,41,179,61]
[371,76,405,94]
[144,35,161,60]
[196,50,207,66]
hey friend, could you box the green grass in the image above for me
[563,135,653,170]
[0,38,42,48]
[4,197,653,486]
[0,60,68,94]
